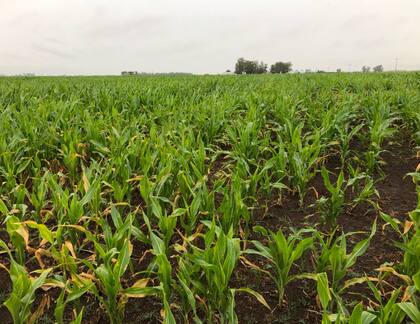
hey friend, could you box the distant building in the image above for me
[121,71,138,76]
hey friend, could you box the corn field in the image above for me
[0,73,419,323]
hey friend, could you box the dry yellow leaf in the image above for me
[403,221,414,235]
[64,240,77,258]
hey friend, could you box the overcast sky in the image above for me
[1,0,419,75]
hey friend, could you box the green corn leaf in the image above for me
[413,271,420,291]
[397,302,420,323]
[316,272,331,311]
[70,308,84,324]
[361,312,377,324]
[348,303,376,324]
[113,239,132,279]
[347,219,376,268]
[0,198,9,215]
[234,287,270,309]
[25,221,55,244]
[122,286,161,297]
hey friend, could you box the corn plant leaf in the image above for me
[162,293,176,324]
[316,272,331,310]
[0,199,9,215]
[177,277,202,323]
[122,286,161,298]
[25,221,55,245]
[346,219,376,268]
[113,239,132,279]
[291,237,313,261]
[66,283,94,303]
[70,308,84,324]
[413,271,420,291]
[348,303,377,324]
[397,302,420,323]
[348,303,363,324]
[341,276,378,292]
[234,288,270,309]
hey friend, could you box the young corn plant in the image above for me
[309,273,378,324]
[364,103,397,174]
[246,226,314,305]
[0,136,33,192]
[177,172,215,236]
[316,167,346,228]
[316,167,378,227]
[59,131,82,181]
[72,212,159,324]
[217,172,250,236]
[1,198,30,265]
[54,278,93,324]
[3,214,28,265]
[379,170,420,279]
[314,220,376,293]
[0,240,52,324]
[48,173,99,247]
[365,283,420,324]
[226,118,264,163]
[336,122,364,167]
[176,221,269,323]
[142,214,176,323]
[286,121,322,205]
[28,171,49,223]
[402,171,420,277]
[269,139,289,202]
[347,167,378,208]
[140,175,181,248]
[379,212,420,279]
[83,239,132,323]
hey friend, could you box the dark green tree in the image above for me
[270,61,292,74]
[373,65,383,72]
[362,66,371,73]
[235,58,267,74]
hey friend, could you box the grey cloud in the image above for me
[1,52,26,61]
[86,15,168,40]
[31,44,77,60]
[340,13,379,30]
[0,0,419,74]
[43,37,64,45]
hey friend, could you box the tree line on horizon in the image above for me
[233,58,292,74]
[232,58,386,75]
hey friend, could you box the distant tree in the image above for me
[336,68,342,73]
[373,65,384,72]
[235,58,245,74]
[235,58,252,74]
[270,61,292,74]
[256,61,268,74]
[235,58,267,74]
[226,69,231,73]
[362,66,371,73]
